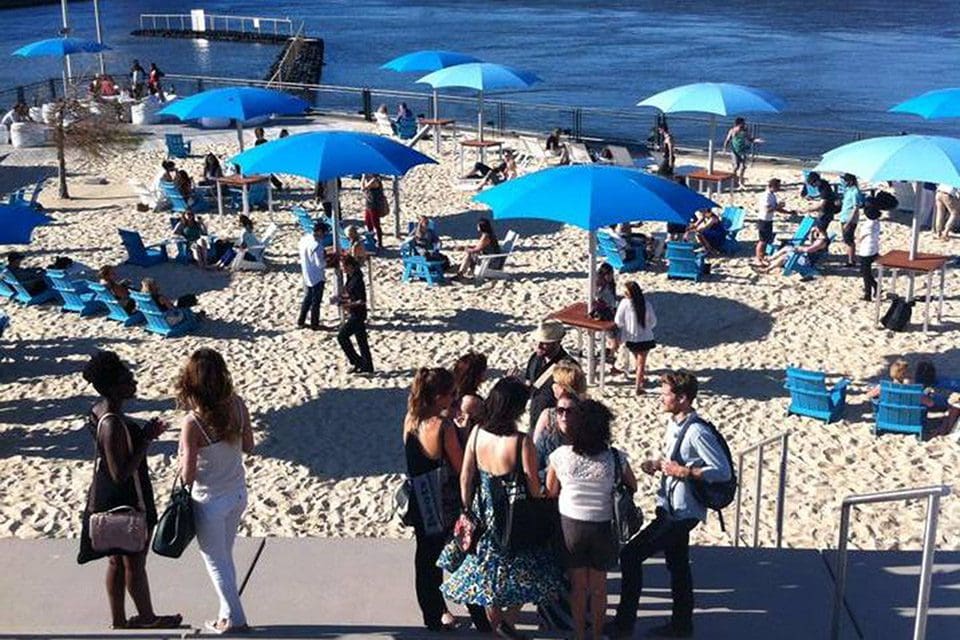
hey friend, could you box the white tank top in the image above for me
[191,403,245,501]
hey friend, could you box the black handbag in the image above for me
[501,435,559,551]
[611,448,642,549]
[151,476,195,558]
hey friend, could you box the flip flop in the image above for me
[126,614,183,629]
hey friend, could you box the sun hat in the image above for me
[533,319,565,343]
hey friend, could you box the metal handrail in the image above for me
[829,485,951,640]
[733,431,789,548]
[139,13,294,35]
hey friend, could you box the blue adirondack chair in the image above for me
[769,216,816,255]
[874,381,927,440]
[129,291,199,338]
[160,181,210,213]
[0,267,56,305]
[164,133,192,158]
[785,367,849,423]
[719,206,745,253]
[801,170,820,199]
[596,231,645,273]
[8,179,45,210]
[0,277,14,299]
[0,312,8,338]
[118,229,168,267]
[87,282,145,326]
[665,241,706,281]
[293,206,318,234]
[229,181,269,211]
[45,269,104,316]
[401,243,445,286]
[782,251,819,279]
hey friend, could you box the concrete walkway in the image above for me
[0,538,957,639]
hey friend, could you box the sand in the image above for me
[0,116,957,552]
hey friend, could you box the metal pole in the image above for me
[775,433,789,549]
[93,0,105,75]
[236,121,245,151]
[478,90,484,142]
[60,0,72,86]
[752,446,763,548]
[908,181,922,299]
[707,115,716,174]
[830,504,852,640]
[734,452,745,547]
[332,181,344,324]
[392,177,401,239]
[586,232,597,385]
[913,494,941,640]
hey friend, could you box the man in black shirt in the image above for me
[337,255,373,374]
[804,171,839,230]
[523,319,574,431]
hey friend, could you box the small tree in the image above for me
[50,91,139,199]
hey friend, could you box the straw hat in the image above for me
[532,319,565,343]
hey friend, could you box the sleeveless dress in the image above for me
[192,412,245,502]
[438,469,563,607]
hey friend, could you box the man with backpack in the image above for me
[607,370,734,639]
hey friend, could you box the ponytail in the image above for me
[404,367,455,435]
[626,281,646,329]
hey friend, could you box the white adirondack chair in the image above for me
[475,230,521,282]
[567,142,595,165]
[232,223,278,272]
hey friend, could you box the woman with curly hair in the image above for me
[176,348,254,635]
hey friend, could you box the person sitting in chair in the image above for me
[172,210,210,267]
[98,265,135,313]
[5,251,49,294]
[199,154,223,187]
[462,150,518,188]
[139,278,200,326]
[456,217,501,280]
[752,219,831,273]
[687,209,725,255]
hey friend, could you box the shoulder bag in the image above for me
[610,447,642,549]
[151,474,195,558]
[501,434,559,551]
[87,414,149,554]
[453,428,483,553]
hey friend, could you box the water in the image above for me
[1,0,959,156]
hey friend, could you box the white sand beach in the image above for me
[0,117,957,553]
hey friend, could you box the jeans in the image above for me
[414,530,446,628]
[338,313,373,371]
[194,489,248,627]
[615,508,699,633]
[860,254,878,301]
[297,281,324,328]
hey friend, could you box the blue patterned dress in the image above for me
[438,470,563,608]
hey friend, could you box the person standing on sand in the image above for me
[297,221,328,330]
[838,173,863,268]
[337,254,374,373]
[523,320,575,432]
[857,198,882,302]
[78,351,182,630]
[361,174,387,250]
[607,371,731,639]
[722,117,753,186]
[754,178,791,263]
[176,348,255,635]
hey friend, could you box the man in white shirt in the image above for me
[934,183,960,239]
[297,221,328,330]
[755,178,790,263]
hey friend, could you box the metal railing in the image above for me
[733,431,789,549]
[829,485,951,640]
[139,13,295,36]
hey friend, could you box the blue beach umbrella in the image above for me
[0,205,51,245]
[417,62,541,140]
[815,134,960,260]
[475,165,714,377]
[158,87,309,151]
[12,37,110,57]
[382,49,483,132]
[890,88,960,119]
[637,82,786,173]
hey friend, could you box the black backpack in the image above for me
[671,417,737,530]
[881,296,913,332]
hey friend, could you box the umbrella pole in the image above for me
[393,176,401,239]
[586,232,597,386]
[707,115,716,174]
[93,0,105,76]
[908,181,923,300]
[332,180,344,324]
[60,0,73,85]
[478,90,484,142]
[432,89,439,120]
[236,121,245,152]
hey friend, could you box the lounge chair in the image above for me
[874,381,927,440]
[476,230,521,282]
[665,241,706,281]
[719,206,745,253]
[769,216,816,254]
[374,112,395,137]
[567,142,595,165]
[164,133,192,159]
[518,135,563,169]
[231,223,278,271]
[600,145,638,168]
[45,269,104,316]
[784,366,849,423]
[596,230,644,273]
[0,267,56,305]
[118,229,169,267]
[87,282,145,326]
[129,291,199,338]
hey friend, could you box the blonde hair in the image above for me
[140,277,159,295]
[889,359,910,383]
[552,360,587,398]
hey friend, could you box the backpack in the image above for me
[881,295,913,332]
[671,417,737,530]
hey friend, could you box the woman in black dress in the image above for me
[80,351,181,629]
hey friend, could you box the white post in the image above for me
[392,176,401,238]
[586,232,597,385]
[908,181,922,299]
[60,0,72,92]
[477,90,484,142]
[433,89,441,154]
[236,121,245,151]
[331,179,344,323]
[707,115,716,174]
[93,0,105,75]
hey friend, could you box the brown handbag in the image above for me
[88,414,148,554]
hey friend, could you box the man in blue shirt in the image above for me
[608,371,732,639]
[838,173,863,267]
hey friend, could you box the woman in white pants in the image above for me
[177,348,255,634]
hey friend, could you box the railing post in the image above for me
[48,78,57,101]
[914,493,941,640]
[775,432,789,548]
[498,101,506,136]
[734,451,745,547]
[361,89,372,121]
[165,15,170,30]
[830,503,852,640]
[180,15,185,30]
[16,86,24,104]
[752,446,764,547]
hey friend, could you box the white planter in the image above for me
[10,122,49,148]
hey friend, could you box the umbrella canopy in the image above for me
[158,87,309,151]
[890,88,960,119]
[637,82,786,173]
[815,134,960,261]
[473,164,714,230]
[0,205,51,245]
[228,130,436,182]
[382,50,481,73]
[12,37,110,57]
[417,62,541,140]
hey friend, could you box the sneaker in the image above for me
[645,622,692,638]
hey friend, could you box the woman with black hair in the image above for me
[856,198,882,301]
[456,217,502,280]
[439,377,563,639]
[79,351,181,630]
[612,281,657,395]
